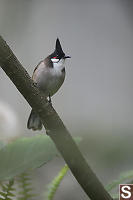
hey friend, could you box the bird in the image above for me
[27,38,70,131]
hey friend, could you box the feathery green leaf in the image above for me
[0,179,15,200]
[17,171,36,200]
[45,165,69,200]
[106,169,133,191]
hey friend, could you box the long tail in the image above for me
[27,109,42,131]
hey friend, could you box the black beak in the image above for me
[64,55,71,59]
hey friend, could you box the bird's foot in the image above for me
[48,94,52,105]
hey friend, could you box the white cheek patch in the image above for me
[51,58,59,63]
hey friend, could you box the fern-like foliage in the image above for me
[0,179,15,200]
[17,171,36,200]
[45,165,69,200]
[105,169,133,199]
[106,169,133,192]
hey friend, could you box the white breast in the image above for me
[51,58,65,76]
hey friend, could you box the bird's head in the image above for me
[50,38,71,63]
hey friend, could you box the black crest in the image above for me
[56,38,64,54]
[50,38,65,59]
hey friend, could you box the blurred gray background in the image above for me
[0,0,133,199]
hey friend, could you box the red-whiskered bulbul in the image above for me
[27,38,70,130]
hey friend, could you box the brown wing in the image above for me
[32,60,43,79]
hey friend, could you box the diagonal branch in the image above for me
[0,36,112,200]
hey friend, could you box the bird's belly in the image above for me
[38,73,65,97]
[47,76,64,96]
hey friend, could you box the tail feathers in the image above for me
[27,110,42,131]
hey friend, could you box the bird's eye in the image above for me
[56,55,59,58]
